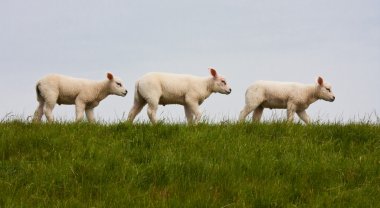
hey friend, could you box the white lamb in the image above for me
[239,76,335,124]
[33,73,128,122]
[127,68,232,124]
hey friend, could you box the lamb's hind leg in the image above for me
[239,105,252,121]
[33,101,44,122]
[239,102,261,122]
[252,106,264,122]
[146,98,159,124]
[127,98,147,122]
[43,100,56,122]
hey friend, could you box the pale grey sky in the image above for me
[1,0,379,123]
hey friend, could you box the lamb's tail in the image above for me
[135,81,140,98]
[36,83,44,102]
[134,80,146,103]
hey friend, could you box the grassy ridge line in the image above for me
[1,122,380,207]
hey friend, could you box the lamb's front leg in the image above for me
[75,101,86,122]
[187,102,201,124]
[286,104,296,123]
[297,110,310,124]
[184,105,194,124]
[85,108,95,123]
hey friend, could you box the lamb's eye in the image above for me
[221,80,226,85]
[116,82,122,87]
[326,88,331,92]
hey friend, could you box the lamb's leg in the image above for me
[286,104,296,123]
[184,105,194,124]
[239,103,261,122]
[239,93,264,122]
[239,105,253,121]
[297,110,310,124]
[146,99,159,124]
[75,102,86,122]
[127,100,146,122]
[33,101,44,122]
[43,100,56,122]
[194,109,202,124]
[85,108,95,123]
[252,106,264,122]
[186,102,201,124]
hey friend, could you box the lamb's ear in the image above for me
[209,68,218,78]
[317,76,324,86]
[107,73,114,80]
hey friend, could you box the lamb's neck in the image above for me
[305,84,319,105]
[204,77,215,97]
[94,80,110,102]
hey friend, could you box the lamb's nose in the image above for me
[331,96,335,101]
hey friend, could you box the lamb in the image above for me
[239,76,335,124]
[33,73,128,122]
[127,68,232,124]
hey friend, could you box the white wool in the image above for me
[239,77,335,124]
[33,73,127,122]
[127,68,232,124]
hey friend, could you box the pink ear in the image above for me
[107,73,114,80]
[209,68,218,78]
[317,76,323,85]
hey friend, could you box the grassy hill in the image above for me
[1,121,379,207]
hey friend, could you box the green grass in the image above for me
[1,121,380,207]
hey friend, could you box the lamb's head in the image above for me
[315,76,335,102]
[209,68,232,95]
[107,73,128,97]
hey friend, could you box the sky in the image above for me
[1,0,379,123]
